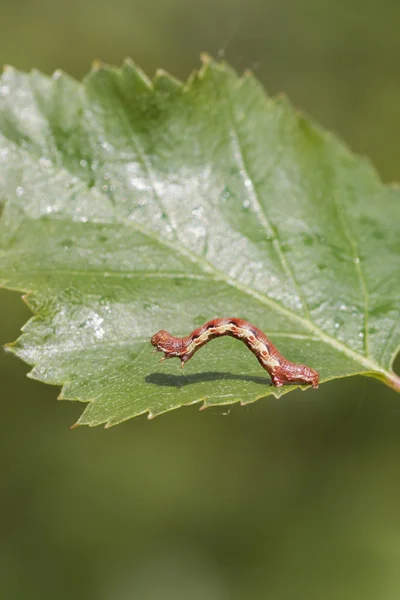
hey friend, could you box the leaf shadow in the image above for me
[145,371,272,388]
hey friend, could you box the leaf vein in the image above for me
[226,101,311,319]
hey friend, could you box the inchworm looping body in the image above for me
[151,318,319,388]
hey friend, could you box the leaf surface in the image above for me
[0,57,399,426]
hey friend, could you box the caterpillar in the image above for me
[151,318,319,388]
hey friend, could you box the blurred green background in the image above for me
[1,1,400,598]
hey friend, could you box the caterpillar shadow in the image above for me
[146,371,272,388]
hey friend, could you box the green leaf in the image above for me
[0,56,399,427]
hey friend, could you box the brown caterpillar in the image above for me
[151,317,319,388]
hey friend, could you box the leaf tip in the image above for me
[3,341,16,355]
[153,68,182,91]
[122,57,135,69]
[155,68,168,78]
[51,69,64,81]
[91,59,103,73]
[21,291,34,307]
[274,91,291,107]
[200,52,213,66]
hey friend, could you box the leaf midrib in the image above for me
[5,269,211,281]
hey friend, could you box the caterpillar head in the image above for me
[298,365,319,388]
[151,329,170,351]
[273,363,319,388]
[287,363,319,388]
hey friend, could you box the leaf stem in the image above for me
[383,371,400,393]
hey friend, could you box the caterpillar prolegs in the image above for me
[151,318,319,388]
